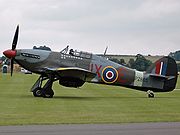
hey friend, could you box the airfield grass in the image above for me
[0,73,180,125]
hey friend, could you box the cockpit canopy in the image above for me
[60,46,92,59]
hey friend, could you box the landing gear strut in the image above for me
[147,90,154,98]
[41,75,54,98]
[31,75,55,98]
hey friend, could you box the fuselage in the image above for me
[13,49,172,92]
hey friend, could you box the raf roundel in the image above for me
[102,66,118,84]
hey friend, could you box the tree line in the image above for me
[109,54,152,71]
[169,50,180,72]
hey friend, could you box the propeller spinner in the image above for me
[3,25,19,76]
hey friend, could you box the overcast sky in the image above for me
[0,0,180,55]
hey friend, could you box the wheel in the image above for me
[42,89,54,98]
[33,88,42,97]
[148,93,154,98]
[147,90,154,98]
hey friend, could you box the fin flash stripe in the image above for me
[155,62,167,75]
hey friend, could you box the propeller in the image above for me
[3,25,19,76]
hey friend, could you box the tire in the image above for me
[148,93,154,98]
[42,89,54,98]
[33,88,42,97]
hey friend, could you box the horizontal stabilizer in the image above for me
[150,74,175,80]
[149,74,166,79]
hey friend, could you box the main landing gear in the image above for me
[147,90,154,98]
[31,75,56,98]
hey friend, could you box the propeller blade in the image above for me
[12,25,19,50]
[11,59,14,76]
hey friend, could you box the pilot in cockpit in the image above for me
[69,49,74,56]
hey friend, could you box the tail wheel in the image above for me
[33,88,42,97]
[147,90,155,98]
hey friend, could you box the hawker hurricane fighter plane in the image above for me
[3,26,178,98]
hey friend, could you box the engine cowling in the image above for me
[59,77,85,88]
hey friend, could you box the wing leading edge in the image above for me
[43,67,96,82]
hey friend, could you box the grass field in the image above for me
[0,73,180,126]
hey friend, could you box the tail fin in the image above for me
[146,56,178,91]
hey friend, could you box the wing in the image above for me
[43,67,96,81]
